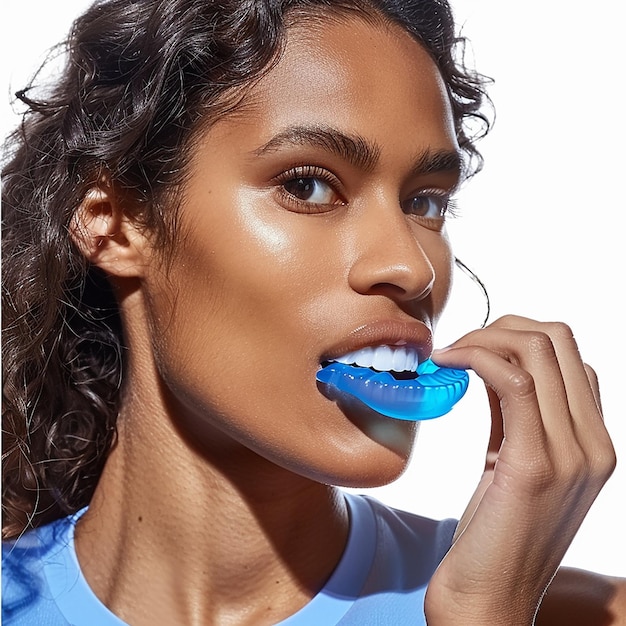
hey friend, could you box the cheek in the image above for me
[140,203,327,407]
[135,205,427,486]
[425,229,454,327]
[140,266,417,488]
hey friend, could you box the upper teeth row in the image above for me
[331,345,420,373]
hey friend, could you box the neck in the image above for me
[75,376,348,626]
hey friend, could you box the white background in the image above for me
[2,1,624,576]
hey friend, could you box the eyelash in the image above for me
[446,197,461,219]
[273,166,460,222]
[414,196,460,232]
[403,190,461,223]
[273,165,345,213]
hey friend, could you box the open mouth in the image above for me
[316,346,469,421]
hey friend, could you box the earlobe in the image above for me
[70,185,149,277]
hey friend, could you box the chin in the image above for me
[334,469,408,490]
[317,401,419,488]
[304,438,415,490]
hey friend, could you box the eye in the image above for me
[401,192,452,218]
[283,177,339,204]
[275,166,345,210]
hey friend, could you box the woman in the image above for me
[2,0,625,623]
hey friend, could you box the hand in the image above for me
[424,315,616,625]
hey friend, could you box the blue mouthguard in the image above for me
[316,358,469,421]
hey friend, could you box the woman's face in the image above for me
[141,15,461,486]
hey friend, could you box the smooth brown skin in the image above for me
[429,316,625,625]
[70,14,625,626]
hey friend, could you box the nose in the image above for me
[347,206,436,302]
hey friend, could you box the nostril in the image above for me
[365,278,434,303]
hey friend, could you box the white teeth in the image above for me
[392,347,407,371]
[371,345,393,371]
[331,345,419,373]
[354,347,374,368]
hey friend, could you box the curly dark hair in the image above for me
[1,0,492,538]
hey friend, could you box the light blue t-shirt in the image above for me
[2,493,456,625]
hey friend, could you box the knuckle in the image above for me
[542,321,575,342]
[523,331,556,360]
[514,453,558,492]
[561,440,616,487]
[504,369,536,398]
[508,434,617,499]
[591,442,617,480]
[529,449,587,495]
[559,445,588,478]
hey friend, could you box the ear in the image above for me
[70,184,150,278]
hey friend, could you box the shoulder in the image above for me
[2,515,79,625]
[346,493,457,587]
[356,494,457,556]
[537,566,626,626]
[326,494,457,625]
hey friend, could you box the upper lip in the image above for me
[320,319,433,364]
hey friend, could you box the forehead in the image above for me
[233,13,458,152]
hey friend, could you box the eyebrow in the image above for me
[253,125,381,172]
[253,124,464,179]
[409,148,464,180]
